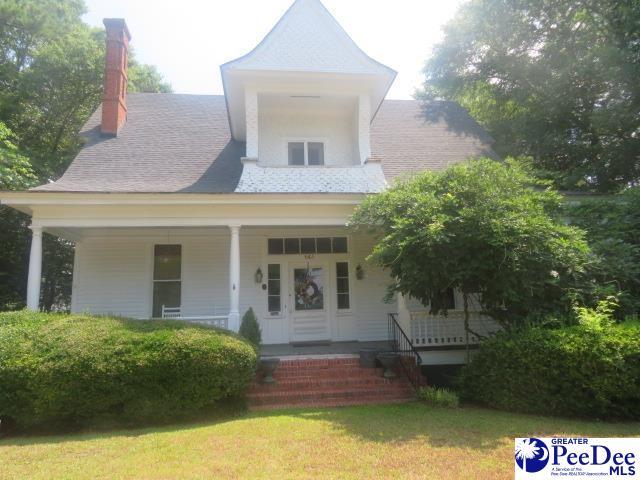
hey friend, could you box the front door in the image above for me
[288,262,330,342]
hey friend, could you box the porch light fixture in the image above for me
[255,267,263,284]
[356,264,364,280]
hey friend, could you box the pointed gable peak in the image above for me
[223,0,395,76]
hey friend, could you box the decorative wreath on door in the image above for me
[295,268,323,310]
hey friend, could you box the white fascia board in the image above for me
[31,216,354,229]
[0,192,366,207]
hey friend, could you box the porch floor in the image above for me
[260,340,392,358]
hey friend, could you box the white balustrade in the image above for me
[409,310,501,347]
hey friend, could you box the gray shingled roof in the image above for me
[33,93,495,193]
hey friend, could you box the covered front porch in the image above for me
[11,192,500,361]
[22,223,397,346]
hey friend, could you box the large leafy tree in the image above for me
[349,159,591,337]
[0,0,172,311]
[421,0,640,192]
[564,188,640,316]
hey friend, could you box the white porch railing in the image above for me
[409,310,501,347]
[161,305,229,329]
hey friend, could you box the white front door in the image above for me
[288,262,330,342]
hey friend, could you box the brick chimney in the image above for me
[101,18,131,136]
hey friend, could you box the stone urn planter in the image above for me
[376,352,399,378]
[259,357,280,384]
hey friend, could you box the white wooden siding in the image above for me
[258,108,358,167]
[351,234,396,341]
[73,239,152,318]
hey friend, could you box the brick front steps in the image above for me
[248,356,416,410]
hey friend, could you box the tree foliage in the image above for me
[0,0,172,311]
[564,188,640,316]
[421,0,640,192]
[349,158,591,327]
[0,122,35,190]
[128,53,172,93]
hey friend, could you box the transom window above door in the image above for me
[268,237,347,255]
[288,141,324,166]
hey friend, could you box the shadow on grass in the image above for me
[3,402,638,451]
[0,398,249,446]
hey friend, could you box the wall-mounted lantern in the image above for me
[356,264,364,280]
[255,267,263,284]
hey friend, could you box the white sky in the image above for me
[83,0,463,99]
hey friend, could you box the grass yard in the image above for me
[1,402,638,480]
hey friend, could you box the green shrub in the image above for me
[418,386,460,408]
[239,307,261,348]
[459,308,640,419]
[0,310,257,431]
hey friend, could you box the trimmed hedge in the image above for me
[459,320,640,419]
[0,311,257,430]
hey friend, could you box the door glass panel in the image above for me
[267,264,281,314]
[294,267,324,311]
[336,261,350,310]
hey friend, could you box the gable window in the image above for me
[152,244,182,318]
[288,142,305,166]
[287,141,324,166]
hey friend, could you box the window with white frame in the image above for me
[288,141,324,166]
[267,237,347,255]
[336,262,350,310]
[267,264,281,314]
[152,244,182,318]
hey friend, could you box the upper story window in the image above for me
[288,141,324,166]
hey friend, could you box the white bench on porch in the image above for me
[161,305,229,329]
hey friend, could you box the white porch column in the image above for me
[26,225,43,310]
[228,225,241,332]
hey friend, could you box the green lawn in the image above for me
[1,403,638,480]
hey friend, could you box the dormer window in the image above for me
[288,141,324,166]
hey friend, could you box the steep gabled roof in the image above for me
[221,0,395,76]
[31,94,496,194]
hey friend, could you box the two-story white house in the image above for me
[1,0,498,365]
